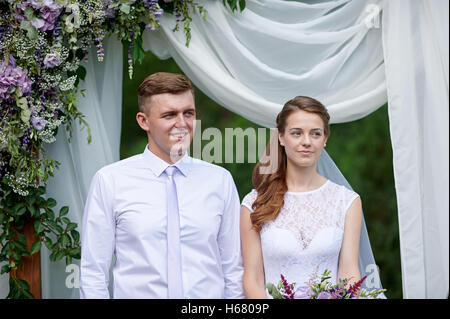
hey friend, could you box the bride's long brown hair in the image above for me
[250,96,330,232]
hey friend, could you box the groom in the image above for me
[80,72,244,298]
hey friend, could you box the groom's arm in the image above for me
[80,170,115,299]
[218,171,245,299]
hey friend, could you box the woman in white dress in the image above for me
[240,96,363,298]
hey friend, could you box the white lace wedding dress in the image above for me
[242,179,359,297]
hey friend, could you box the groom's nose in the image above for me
[174,113,187,128]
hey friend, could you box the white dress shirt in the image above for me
[80,146,244,299]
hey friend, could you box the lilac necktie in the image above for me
[164,166,183,298]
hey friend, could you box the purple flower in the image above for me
[0,56,32,101]
[317,291,331,299]
[43,53,60,68]
[154,8,164,20]
[104,0,116,18]
[31,17,45,30]
[293,285,313,299]
[16,0,61,32]
[31,116,48,131]
[15,68,33,95]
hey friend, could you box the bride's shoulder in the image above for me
[327,180,360,200]
[241,189,258,212]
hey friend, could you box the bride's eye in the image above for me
[290,131,301,137]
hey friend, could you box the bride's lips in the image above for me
[298,150,313,155]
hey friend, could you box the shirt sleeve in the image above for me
[80,170,115,299]
[217,170,245,299]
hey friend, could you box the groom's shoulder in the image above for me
[95,153,143,177]
[187,157,232,179]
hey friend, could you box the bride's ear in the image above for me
[278,132,285,147]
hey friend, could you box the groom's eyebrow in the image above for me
[160,107,195,116]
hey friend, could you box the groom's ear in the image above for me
[136,112,150,131]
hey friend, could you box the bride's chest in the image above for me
[259,201,345,255]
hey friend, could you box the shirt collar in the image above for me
[142,145,191,177]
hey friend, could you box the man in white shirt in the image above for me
[80,72,244,299]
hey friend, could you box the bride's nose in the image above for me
[300,134,311,146]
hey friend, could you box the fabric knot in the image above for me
[164,166,178,177]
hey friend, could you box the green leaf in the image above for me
[24,7,34,20]
[131,35,146,65]
[59,206,69,217]
[75,48,85,60]
[76,66,87,81]
[16,97,28,110]
[47,198,57,207]
[30,241,42,255]
[44,238,53,250]
[70,230,80,243]
[55,250,65,261]
[17,233,27,248]
[20,20,37,40]
[29,205,40,217]
[34,219,44,234]
[15,205,26,217]
[46,208,55,220]
[66,222,77,232]
[61,217,70,224]
[239,0,246,11]
[1,264,10,275]
[120,3,130,14]
[61,234,71,247]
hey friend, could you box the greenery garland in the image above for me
[0,0,245,299]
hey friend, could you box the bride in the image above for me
[240,96,363,298]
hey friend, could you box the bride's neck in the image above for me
[285,162,324,192]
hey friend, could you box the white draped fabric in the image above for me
[382,0,449,298]
[144,0,387,127]
[1,0,448,299]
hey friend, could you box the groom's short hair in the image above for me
[138,72,195,113]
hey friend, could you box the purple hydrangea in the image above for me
[43,53,61,68]
[104,0,117,18]
[31,116,48,131]
[0,56,32,102]
[15,0,62,32]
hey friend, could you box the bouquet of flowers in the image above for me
[266,269,386,299]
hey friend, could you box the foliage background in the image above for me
[120,49,402,299]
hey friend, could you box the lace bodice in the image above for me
[242,180,359,295]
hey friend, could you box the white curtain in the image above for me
[145,0,387,128]
[382,0,449,298]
